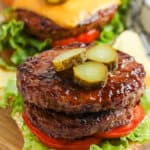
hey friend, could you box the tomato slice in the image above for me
[95,105,145,139]
[53,29,100,46]
[22,105,144,149]
[22,113,100,150]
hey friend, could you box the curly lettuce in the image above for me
[0,19,51,67]
[141,89,150,114]
[99,0,130,44]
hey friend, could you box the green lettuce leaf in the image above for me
[0,19,51,67]
[90,138,128,150]
[0,0,129,69]
[22,121,49,150]
[99,0,130,44]
[0,78,23,117]
[126,115,150,144]
[16,115,49,150]
[141,89,150,114]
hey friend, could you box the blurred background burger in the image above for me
[0,0,129,67]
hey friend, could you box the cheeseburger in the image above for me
[0,0,127,67]
[13,0,120,46]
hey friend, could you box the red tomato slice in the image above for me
[22,113,100,150]
[22,105,144,149]
[53,29,100,46]
[95,105,145,139]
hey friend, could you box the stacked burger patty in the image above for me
[17,44,145,140]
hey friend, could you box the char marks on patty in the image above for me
[17,45,146,114]
[25,102,133,140]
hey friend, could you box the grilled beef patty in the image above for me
[24,102,133,140]
[17,45,145,114]
[15,5,117,41]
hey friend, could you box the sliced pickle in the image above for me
[87,44,118,70]
[53,48,87,72]
[73,62,108,88]
[47,0,66,4]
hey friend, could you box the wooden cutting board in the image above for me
[0,108,23,150]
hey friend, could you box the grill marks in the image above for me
[17,49,145,114]
[25,103,133,140]
[17,45,146,140]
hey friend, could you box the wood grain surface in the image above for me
[0,108,23,150]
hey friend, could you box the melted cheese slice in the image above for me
[13,0,120,28]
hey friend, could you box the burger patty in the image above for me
[15,5,117,41]
[17,45,146,114]
[24,102,133,140]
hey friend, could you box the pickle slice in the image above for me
[47,0,66,4]
[53,48,87,72]
[73,62,108,88]
[87,44,118,70]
